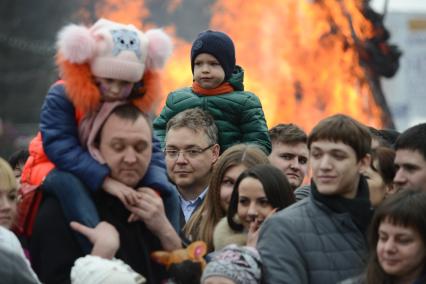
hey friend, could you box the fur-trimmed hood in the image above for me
[54,19,173,115]
[56,54,164,115]
[213,217,247,251]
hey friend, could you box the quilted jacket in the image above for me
[257,180,370,284]
[153,66,271,154]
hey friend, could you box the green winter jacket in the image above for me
[153,66,271,154]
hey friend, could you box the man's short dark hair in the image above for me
[308,114,371,161]
[96,103,152,145]
[395,123,426,160]
[269,123,307,145]
[112,104,150,123]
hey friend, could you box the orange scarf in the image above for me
[191,82,234,96]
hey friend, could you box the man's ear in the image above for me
[385,183,397,196]
[211,144,220,163]
[358,153,371,173]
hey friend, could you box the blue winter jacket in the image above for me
[39,83,180,230]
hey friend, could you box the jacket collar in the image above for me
[310,176,373,235]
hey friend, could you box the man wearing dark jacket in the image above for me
[30,104,181,284]
[257,114,373,284]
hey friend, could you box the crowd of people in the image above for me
[1,17,426,284]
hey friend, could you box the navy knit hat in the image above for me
[190,30,236,80]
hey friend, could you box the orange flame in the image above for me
[94,0,148,28]
[91,0,385,132]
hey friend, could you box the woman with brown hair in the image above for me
[215,164,295,250]
[363,146,396,207]
[184,144,269,252]
[343,190,426,284]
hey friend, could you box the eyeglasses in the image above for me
[164,144,215,159]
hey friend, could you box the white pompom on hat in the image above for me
[71,255,146,284]
[56,18,172,83]
[56,24,96,64]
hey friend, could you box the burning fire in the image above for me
[88,0,388,132]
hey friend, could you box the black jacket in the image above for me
[30,193,167,284]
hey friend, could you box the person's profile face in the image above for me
[0,187,18,229]
[394,149,426,192]
[363,159,387,207]
[219,164,247,212]
[13,162,25,185]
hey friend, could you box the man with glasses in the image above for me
[164,108,220,227]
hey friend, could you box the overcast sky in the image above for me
[371,0,426,13]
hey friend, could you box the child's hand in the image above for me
[125,187,182,251]
[102,176,141,207]
[127,213,140,223]
[70,221,119,259]
[125,187,167,232]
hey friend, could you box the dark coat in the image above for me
[30,193,167,284]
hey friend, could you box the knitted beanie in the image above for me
[201,245,262,284]
[70,255,146,284]
[56,18,173,83]
[190,30,235,80]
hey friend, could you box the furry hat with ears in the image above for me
[151,241,207,284]
[151,241,207,270]
[55,18,173,114]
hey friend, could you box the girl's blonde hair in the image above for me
[183,144,269,252]
[0,157,17,193]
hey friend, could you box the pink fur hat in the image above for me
[56,18,172,83]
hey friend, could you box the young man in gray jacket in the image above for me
[257,114,373,284]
